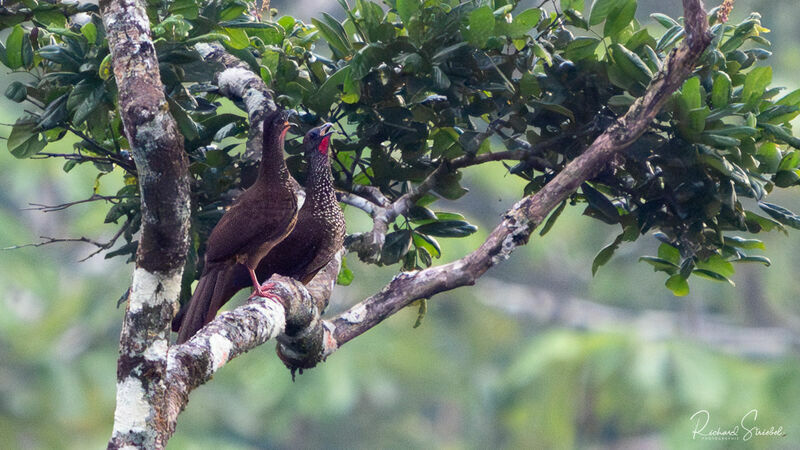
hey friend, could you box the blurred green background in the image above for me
[2,1,800,448]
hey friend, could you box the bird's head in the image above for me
[304,123,335,157]
[264,108,297,141]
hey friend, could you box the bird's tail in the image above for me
[174,267,236,344]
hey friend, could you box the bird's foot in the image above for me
[249,282,282,304]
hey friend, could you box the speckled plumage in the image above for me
[254,125,346,284]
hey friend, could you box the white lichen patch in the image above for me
[208,333,233,374]
[492,215,531,265]
[143,338,168,362]
[194,43,214,57]
[128,267,182,313]
[134,110,173,152]
[243,89,268,117]
[340,303,368,324]
[113,377,150,434]
[249,300,286,337]
[218,67,258,97]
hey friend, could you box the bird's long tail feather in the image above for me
[175,267,228,344]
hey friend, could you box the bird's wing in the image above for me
[204,193,296,264]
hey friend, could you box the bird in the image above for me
[252,122,346,285]
[174,108,298,344]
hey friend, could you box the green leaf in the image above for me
[381,230,413,265]
[589,0,629,26]
[4,81,26,103]
[67,79,105,125]
[755,142,781,173]
[650,13,679,29]
[735,256,771,266]
[693,269,735,285]
[37,44,82,68]
[582,183,619,223]
[762,124,800,149]
[724,236,765,250]
[657,243,680,265]
[758,202,800,229]
[564,37,600,61]
[561,0,584,12]
[539,200,567,236]
[414,220,478,238]
[5,25,24,69]
[395,0,420,24]
[681,76,703,110]
[413,232,441,258]
[336,256,354,285]
[639,256,679,273]
[592,234,623,276]
[503,8,541,38]
[313,66,351,113]
[611,43,653,86]
[711,72,731,108]
[603,0,636,40]
[466,6,494,48]
[170,0,199,19]
[696,254,735,278]
[80,22,97,44]
[7,121,46,158]
[222,27,249,49]
[433,171,469,200]
[665,274,690,296]
[741,66,772,108]
[38,93,69,130]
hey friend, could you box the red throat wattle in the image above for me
[319,135,331,155]
[280,122,291,140]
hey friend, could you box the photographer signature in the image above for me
[690,409,785,441]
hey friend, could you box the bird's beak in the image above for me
[283,110,298,130]
[321,122,335,137]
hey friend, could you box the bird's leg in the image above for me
[247,268,281,303]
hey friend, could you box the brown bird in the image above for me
[173,123,345,342]
[174,108,298,344]
[253,122,346,285]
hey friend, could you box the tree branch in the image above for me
[194,43,276,163]
[100,0,191,447]
[282,0,714,365]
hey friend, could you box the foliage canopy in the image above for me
[2,0,800,296]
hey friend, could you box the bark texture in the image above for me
[101,0,191,447]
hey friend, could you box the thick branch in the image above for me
[296,0,714,361]
[163,276,308,436]
[194,43,275,163]
[101,0,191,447]
[161,256,343,435]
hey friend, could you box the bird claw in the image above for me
[248,282,281,304]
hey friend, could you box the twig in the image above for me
[24,194,128,212]
[4,218,129,262]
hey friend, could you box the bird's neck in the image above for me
[257,136,289,182]
[307,156,336,207]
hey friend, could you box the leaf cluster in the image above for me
[2,0,800,295]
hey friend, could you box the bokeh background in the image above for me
[2,1,800,448]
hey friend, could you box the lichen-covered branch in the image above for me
[283,0,713,365]
[100,0,191,447]
[194,43,276,163]
[162,276,308,437]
